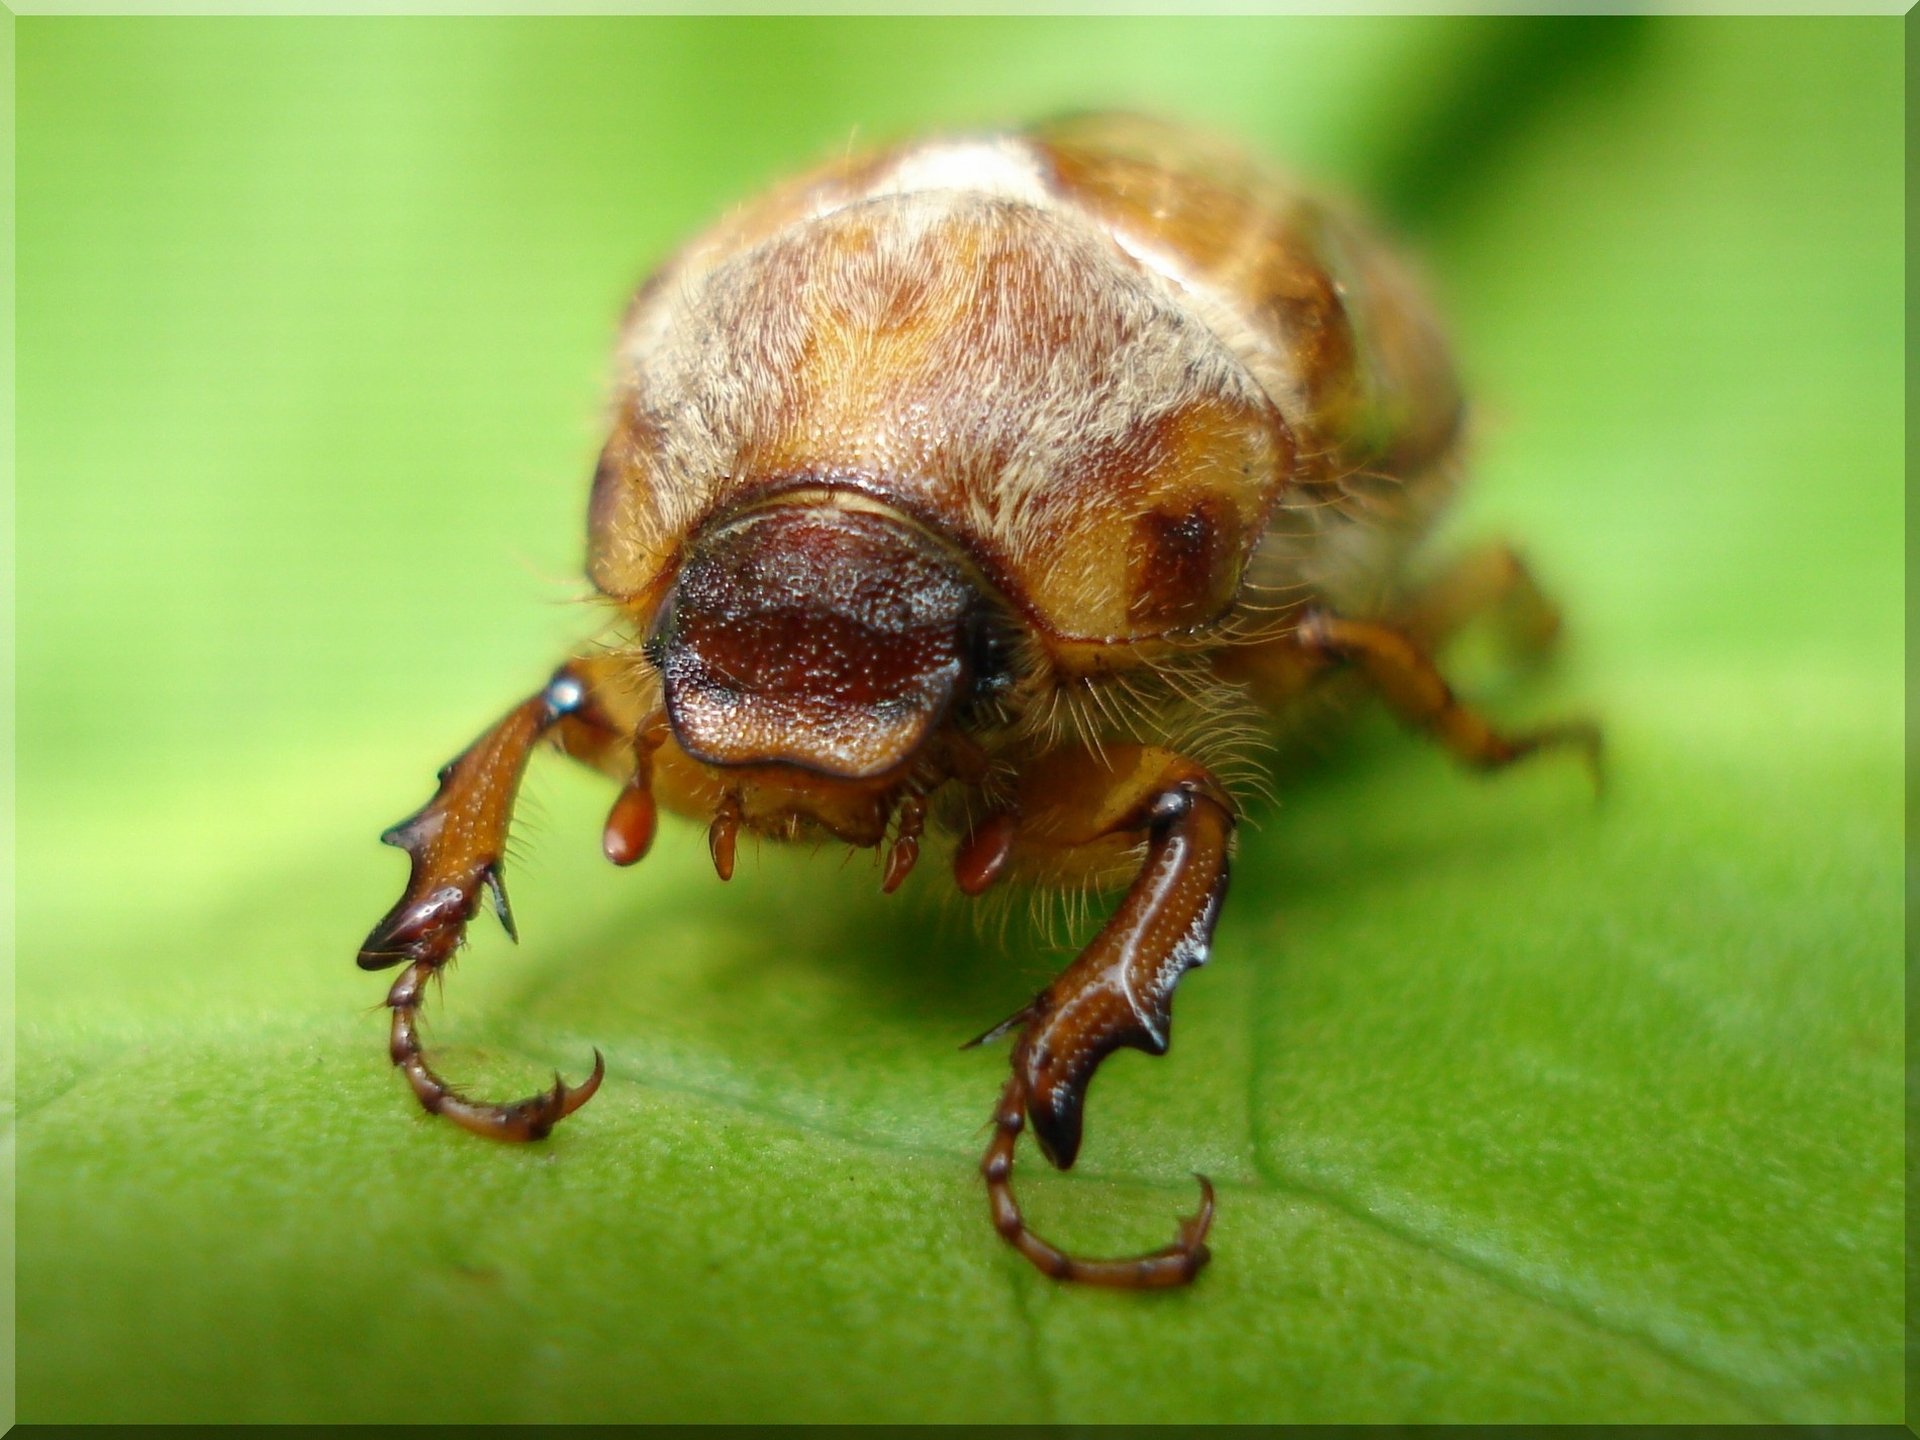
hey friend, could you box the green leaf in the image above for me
[16,16,1900,1423]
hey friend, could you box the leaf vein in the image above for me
[1242,966,1782,1422]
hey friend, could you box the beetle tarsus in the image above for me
[982,1074,1214,1288]
[388,958,604,1142]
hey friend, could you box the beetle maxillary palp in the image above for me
[881,794,927,894]
[604,783,658,867]
[953,810,1018,896]
[708,794,742,882]
[603,709,668,867]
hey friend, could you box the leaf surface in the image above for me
[15,16,1901,1423]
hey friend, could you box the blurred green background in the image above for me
[14,15,1902,1424]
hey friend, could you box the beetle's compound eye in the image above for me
[650,505,980,780]
[963,607,1019,706]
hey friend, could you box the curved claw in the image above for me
[389,959,604,1142]
[1176,1173,1217,1250]
[981,1076,1213,1288]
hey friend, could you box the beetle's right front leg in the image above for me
[357,659,639,1141]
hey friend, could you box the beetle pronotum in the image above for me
[359,114,1597,1288]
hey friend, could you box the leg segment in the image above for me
[1296,609,1602,783]
[358,662,630,1141]
[1220,544,1570,716]
[969,750,1233,1287]
[1393,540,1566,658]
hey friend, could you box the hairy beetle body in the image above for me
[360,115,1595,1287]
[593,116,1458,651]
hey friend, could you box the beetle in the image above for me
[358,113,1598,1288]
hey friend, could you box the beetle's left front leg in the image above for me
[358,660,633,1141]
[960,748,1233,1287]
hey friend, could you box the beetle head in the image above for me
[647,504,991,782]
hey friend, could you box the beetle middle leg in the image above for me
[1294,609,1602,784]
[1392,540,1567,659]
[961,746,1233,1287]
[358,657,638,1141]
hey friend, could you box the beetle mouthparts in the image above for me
[650,504,979,780]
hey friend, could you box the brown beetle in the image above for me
[359,114,1597,1288]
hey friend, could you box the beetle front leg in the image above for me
[358,662,630,1141]
[964,749,1233,1287]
